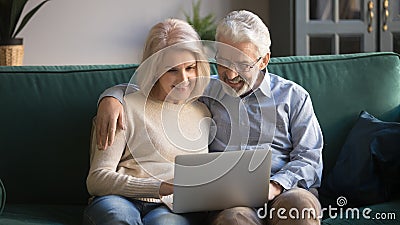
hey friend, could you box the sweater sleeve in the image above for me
[97,83,139,105]
[86,121,162,199]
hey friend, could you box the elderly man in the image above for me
[95,10,323,225]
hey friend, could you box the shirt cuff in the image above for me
[270,174,293,191]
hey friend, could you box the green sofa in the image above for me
[0,52,399,224]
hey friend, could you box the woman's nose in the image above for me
[177,70,189,82]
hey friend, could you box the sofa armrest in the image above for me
[0,178,5,215]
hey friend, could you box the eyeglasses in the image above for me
[214,56,262,73]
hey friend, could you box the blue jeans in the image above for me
[83,195,206,225]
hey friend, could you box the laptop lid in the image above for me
[170,148,271,213]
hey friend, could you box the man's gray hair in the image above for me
[216,10,271,56]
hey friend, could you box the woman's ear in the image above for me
[259,53,271,70]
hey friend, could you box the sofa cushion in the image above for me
[0,204,84,225]
[320,111,400,207]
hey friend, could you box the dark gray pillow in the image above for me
[320,111,400,207]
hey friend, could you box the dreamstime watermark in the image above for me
[257,196,397,221]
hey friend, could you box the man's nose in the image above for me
[224,68,239,80]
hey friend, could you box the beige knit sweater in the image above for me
[87,91,210,202]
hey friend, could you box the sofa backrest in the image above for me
[0,65,137,204]
[0,52,399,205]
[268,52,400,177]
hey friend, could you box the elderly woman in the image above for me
[83,18,210,225]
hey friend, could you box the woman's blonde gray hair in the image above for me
[136,18,210,100]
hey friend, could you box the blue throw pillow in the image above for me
[320,111,400,207]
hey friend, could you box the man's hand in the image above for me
[96,97,125,150]
[159,182,174,196]
[268,181,283,200]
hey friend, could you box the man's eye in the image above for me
[238,63,250,70]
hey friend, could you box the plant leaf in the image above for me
[10,0,28,38]
[12,0,49,38]
[192,0,200,22]
[183,0,216,40]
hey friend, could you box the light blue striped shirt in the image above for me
[200,73,323,190]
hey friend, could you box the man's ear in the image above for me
[259,53,271,70]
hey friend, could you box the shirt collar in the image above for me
[241,70,271,99]
[257,70,271,98]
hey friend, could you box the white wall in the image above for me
[20,0,268,65]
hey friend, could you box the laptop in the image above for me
[161,146,272,213]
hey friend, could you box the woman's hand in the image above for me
[96,97,125,150]
[159,182,174,196]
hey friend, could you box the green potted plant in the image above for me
[0,0,49,66]
[184,0,216,41]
